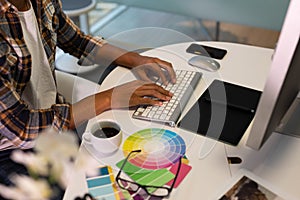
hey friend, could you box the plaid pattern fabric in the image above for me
[0,0,106,149]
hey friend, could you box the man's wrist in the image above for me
[115,51,141,69]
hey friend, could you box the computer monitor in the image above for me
[246,0,300,150]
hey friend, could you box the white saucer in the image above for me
[82,133,120,164]
[55,54,98,74]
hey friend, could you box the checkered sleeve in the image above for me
[0,77,71,149]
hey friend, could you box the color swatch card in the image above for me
[86,166,130,200]
[166,161,192,188]
[116,157,191,189]
[116,159,175,188]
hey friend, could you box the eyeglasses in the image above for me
[115,149,182,198]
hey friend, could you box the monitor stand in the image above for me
[276,91,300,137]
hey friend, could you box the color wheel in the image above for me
[122,128,186,169]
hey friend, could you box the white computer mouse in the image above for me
[188,55,220,72]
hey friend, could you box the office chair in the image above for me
[55,70,101,138]
[55,70,100,103]
[61,0,97,34]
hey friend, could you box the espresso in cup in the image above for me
[92,127,120,138]
[84,120,122,154]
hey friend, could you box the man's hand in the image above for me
[101,80,173,109]
[92,44,176,85]
[130,55,176,85]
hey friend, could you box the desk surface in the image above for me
[64,42,300,200]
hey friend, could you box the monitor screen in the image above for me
[246,0,300,150]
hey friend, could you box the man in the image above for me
[0,0,175,185]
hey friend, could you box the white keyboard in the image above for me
[132,70,202,126]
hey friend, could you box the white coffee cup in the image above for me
[83,120,122,154]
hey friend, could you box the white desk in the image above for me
[64,42,300,200]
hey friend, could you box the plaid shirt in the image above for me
[0,0,105,149]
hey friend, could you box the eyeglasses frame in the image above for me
[115,149,182,198]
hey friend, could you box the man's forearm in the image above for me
[93,44,140,68]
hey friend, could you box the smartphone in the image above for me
[186,43,227,59]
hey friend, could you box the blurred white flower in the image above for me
[0,175,51,200]
[11,150,49,176]
[0,128,98,200]
[35,128,79,160]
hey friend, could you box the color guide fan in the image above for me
[122,128,186,169]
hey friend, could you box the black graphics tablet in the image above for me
[177,80,261,146]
